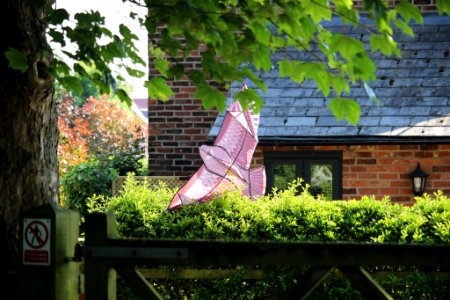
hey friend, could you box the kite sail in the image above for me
[168,86,266,210]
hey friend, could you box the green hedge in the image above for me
[87,176,450,299]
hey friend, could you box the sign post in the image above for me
[20,203,80,300]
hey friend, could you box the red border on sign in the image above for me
[25,220,49,249]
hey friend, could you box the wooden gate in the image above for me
[81,213,450,300]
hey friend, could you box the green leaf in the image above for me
[167,64,185,80]
[146,77,174,101]
[248,20,271,45]
[125,67,145,78]
[395,0,424,23]
[194,85,227,111]
[46,8,70,25]
[234,88,264,113]
[116,88,132,107]
[330,75,350,95]
[5,48,28,73]
[54,60,71,76]
[73,63,89,77]
[302,0,332,23]
[330,35,365,61]
[48,30,66,45]
[119,23,139,43]
[364,0,388,19]
[394,19,414,37]
[437,0,450,15]
[154,58,170,76]
[58,76,83,95]
[335,6,360,25]
[370,34,400,57]
[242,68,267,93]
[328,98,360,125]
[279,61,305,83]
[299,62,330,96]
[348,53,377,82]
[332,0,353,9]
[252,47,272,72]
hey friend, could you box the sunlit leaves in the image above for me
[279,61,331,96]
[21,0,450,125]
[370,34,401,57]
[5,48,28,73]
[437,0,450,15]
[234,88,264,113]
[252,47,272,72]
[248,20,271,45]
[116,88,133,107]
[328,98,361,125]
[194,85,227,111]
[146,77,174,101]
[394,19,414,37]
[330,34,365,61]
[330,75,350,96]
[364,0,388,19]
[395,0,424,23]
[302,0,332,23]
[125,67,145,78]
[58,76,83,95]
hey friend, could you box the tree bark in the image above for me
[0,0,58,274]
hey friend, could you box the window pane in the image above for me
[310,164,333,200]
[273,164,296,190]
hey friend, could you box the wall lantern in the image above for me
[409,163,428,196]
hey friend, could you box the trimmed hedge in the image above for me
[87,176,450,299]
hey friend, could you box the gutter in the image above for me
[257,136,450,146]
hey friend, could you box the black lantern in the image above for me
[409,163,428,196]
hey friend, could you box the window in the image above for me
[264,151,342,200]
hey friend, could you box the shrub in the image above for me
[87,178,450,299]
[61,159,118,216]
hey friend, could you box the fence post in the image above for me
[20,203,80,300]
[84,212,118,300]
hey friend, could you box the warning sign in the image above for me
[23,218,51,265]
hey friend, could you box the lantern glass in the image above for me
[409,163,428,196]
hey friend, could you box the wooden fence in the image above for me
[81,213,450,300]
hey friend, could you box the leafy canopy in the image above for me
[6,0,450,123]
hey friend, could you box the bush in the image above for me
[61,159,118,216]
[87,178,450,299]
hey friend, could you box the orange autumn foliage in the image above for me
[57,95,147,176]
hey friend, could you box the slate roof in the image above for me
[210,13,450,144]
[132,98,148,123]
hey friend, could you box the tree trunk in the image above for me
[0,0,58,275]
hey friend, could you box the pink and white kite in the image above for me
[168,86,266,210]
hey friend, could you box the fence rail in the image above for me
[82,213,450,300]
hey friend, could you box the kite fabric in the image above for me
[168,87,266,210]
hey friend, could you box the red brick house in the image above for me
[148,11,450,205]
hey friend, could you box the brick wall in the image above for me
[148,47,224,176]
[256,144,450,204]
[148,97,219,176]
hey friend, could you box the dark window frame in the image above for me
[264,151,343,199]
